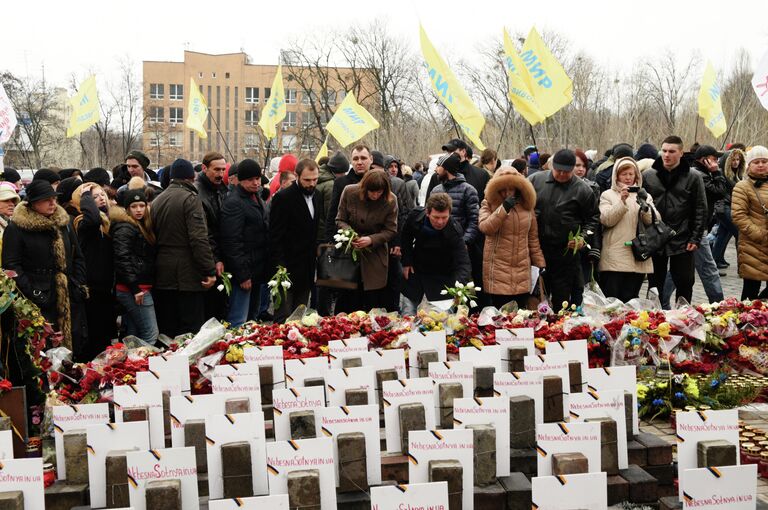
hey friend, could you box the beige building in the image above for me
[142,50,376,168]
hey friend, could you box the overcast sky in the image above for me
[5,0,768,87]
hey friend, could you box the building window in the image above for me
[301,112,312,130]
[281,134,296,151]
[169,107,183,125]
[265,87,271,100]
[149,106,164,124]
[149,84,164,99]
[169,132,182,147]
[244,110,259,126]
[301,139,315,151]
[283,111,297,129]
[245,133,258,148]
[149,134,161,147]
[302,90,316,105]
[321,90,337,107]
[198,72,203,78]
[212,72,217,78]
[225,72,230,79]
[245,87,259,104]
[169,84,183,101]
[285,89,297,104]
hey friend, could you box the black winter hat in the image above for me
[437,153,462,175]
[124,188,147,208]
[371,150,385,169]
[552,149,577,172]
[612,143,634,159]
[634,143,659,161]
[1,167,20,184]
[237,159,262,181]
[228,162,239,177]
[33,168,61,184]
[126,150,150,170]
[442,138,468,152]
[327,152,350,174]
[693,145,723,161]
[25,180,59,203]
[169,159,195,180]
[57,177,82,204]
[84,167,111,187]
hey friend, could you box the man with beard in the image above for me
[269,159,321,322]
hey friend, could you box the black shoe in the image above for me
[716,262,730,269]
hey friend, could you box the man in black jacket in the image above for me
[642,136,707,305]
[195,151,228,320]
[401,192,471,314]
[220,159,268,327]
[269,159,321,322]
[323,144,371,242]
[529,149,600,307]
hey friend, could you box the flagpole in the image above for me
[528,123,538,149]
[693,116,699,143]
[720,82,750,150]
[209,113,235,162]
[264,139,272,171]
[496,104,512,154]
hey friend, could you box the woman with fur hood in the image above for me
[598,157,659,302]
[110,188,158,343]
[712,148,746,269]
[479,167,545,310]
[71,182,117,358]
[2,180,88,359]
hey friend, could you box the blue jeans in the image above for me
[227,284,261,327]
[662,232,724,307]
[116,289,159,343]
[712,206,738,266]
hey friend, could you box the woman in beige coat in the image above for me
[479,167,545,310]
[731,145,768,299]
[336,169,398,312]
[598,157,658,302]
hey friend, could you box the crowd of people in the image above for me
[1,135,767,361]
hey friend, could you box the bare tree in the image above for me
[111,58,144,158]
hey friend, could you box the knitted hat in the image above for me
[278,154,298,173]
[552,149,577,172]
[746,145,768,167]
[123,188,147,208]
[57,177,83,204]
[1,167,20,184]
[634,143,659,161]
[237,159,262,181]
[169,159,195,180]
[33,168,61,184]
[126,150,150,170]
[327,151,350,174]
[371,150,385,168]
[437,153,461,175]
[84,167,111,186]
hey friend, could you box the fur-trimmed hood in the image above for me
[109,206,155,244]
[109,205,140,227]
[484,173,536,211]
[11,203,70,231]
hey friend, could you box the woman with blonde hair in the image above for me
[732,146,768,299]
[335,169,398,312]
[479,167,545,309]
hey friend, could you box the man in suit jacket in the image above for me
[269,158,321,322]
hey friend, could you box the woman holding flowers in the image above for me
[335,169,398,313]
[732,146,768,299]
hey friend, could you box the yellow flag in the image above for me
[520,27,573,117]
[259,65,286,140]
[315,136,329,163]
[502,29,546,126]
[66,76,101,138]
[698,61,727,138]
[186,77,208,139]
[325,92,380,148]
[419,25,486,151]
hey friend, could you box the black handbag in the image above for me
[630,207,676,261]
[316,243,360,290]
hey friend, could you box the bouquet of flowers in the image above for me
[217,272,233,295]
[440,281,480,308]
[267,266,292,309]
[334,228,365,262]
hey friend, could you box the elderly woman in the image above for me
[479,167,545,309]
[335,169,398,313]
[732,146,768,299]
[2,180,88,354]
[598,157,658,302]
[0,182,20,255]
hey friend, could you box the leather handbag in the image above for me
[630,207,676,261]
[316,243,360,290]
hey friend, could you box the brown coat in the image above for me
[732,175,768,281]
[336,184,398,290]
[479,173,545,296]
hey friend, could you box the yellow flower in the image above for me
[631,311,650,330]
[469,338,484,349]
[656,322,671,337]
[534,337,546,350]
[319,345,329,354]
[684,376,700,398]
[637,384,649,400]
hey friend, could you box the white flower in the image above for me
[333,234,342,241]
[217,284,224,292]
[475,286,482,292]
[268,280,277,287]
[440,289,448,295]
[467,282,475,289]
[335,242,343,249]
[470,300,478,308]
[455,281,464,288]
[281,281,291,288]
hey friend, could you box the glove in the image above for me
[502,195,517,212]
